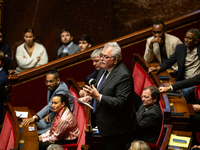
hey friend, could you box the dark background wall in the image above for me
[2,0,200,65]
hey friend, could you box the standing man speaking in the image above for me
[80,42,138,150]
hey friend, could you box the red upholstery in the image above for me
[62,88,87,150]
[0,112,15,150]
[194,85,200,144]
[133,63,154,97]
[133,63,147,97]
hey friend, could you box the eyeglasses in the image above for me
[100,54,114,60]
[44,80,55,84]
[184,36,195,40]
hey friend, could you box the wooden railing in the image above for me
[7,10,200,112]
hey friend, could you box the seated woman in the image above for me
[15,28,48,73]
[39,94,79,150]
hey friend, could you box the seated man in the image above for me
[129,86,162,144]
[85,48,102,85]
[78,34,92,51]
[149,28,200,103]
[57,29,80,58]
[22,68,74,134]
[144,20,182,70]
[0,51,8,124]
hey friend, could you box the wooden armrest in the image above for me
[81,145,89,150]
[160,124,173,150]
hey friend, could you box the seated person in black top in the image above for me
[0,29,11,74]
[85,48,102,85]
[78,34,92,51]
[0,51,9,124]
[129,86,162,144]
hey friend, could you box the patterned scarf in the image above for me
[49,106,67,136]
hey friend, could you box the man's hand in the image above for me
[193,104,200,113]
[148,66,161,73]
[79,96,91,104]
[83,85,101,101]
[21,117,35,125]
[79,89,87,98]
[192,145,200,150]
[44,114,51,123]
[38,135,43,142]
[149,37,163,48]
[159,86,171,92]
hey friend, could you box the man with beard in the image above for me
[57,29,80,58]
[144,20,182,70]
[149,28,200,103]
[78,34,92,51]
[22,68,74,134]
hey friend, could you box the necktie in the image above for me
[93,70,108,112]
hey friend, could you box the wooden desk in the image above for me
[168,130,193,150]
[148,62,194,130]
[13,106,39,150]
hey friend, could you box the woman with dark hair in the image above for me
[38,94,79,150]
[16,28,48,73]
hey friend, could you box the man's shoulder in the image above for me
[165,33,181,42]
[70,43,80,50]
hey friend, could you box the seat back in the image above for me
[156,100,165,146]
[195,85,200,100]
[70,87,87,150]
[0,112,15,150]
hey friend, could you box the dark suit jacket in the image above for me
[95,61,138,136]
[159,43,200,81]
[57,43,80,58]
[85,70,99,85]
[172,74,200,91]
[0,43,11,73]
[0,68,8,103]
[134,104,163,144]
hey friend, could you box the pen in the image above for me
[18,114,22,118]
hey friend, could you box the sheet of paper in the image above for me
[16,111,28,118]
[66,92,93,109]
[168,134,191,148]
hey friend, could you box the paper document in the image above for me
[66,92,93,109]
[16,111,28,118]
[168,134,191,148]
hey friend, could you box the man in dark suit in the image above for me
[57,29,80,58]
[0,51,8,124]
[85,48,102,86]
[129,86,162,144]
[149,28,200,103]
[80,42,138,150]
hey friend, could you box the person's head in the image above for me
[0,51,5,67]
[152,20,166,40]
[78,34,92,51]
[91,48,102,70]
[24,28,35,45]
[184,28,200,50]
[129,140,151,150]
[0,28,5,43]
[47,144,64,150]
[52,94,69,113]
[60,28,73,46]
[101,42,122,70]
[45,68,60,91]
[142,86,160,108]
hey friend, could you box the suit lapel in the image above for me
[98,62,121,92]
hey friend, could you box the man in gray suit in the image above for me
[22,68,74,134]
[57,29,80,58]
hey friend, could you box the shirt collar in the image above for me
[62,41,73,49]
[0,67,3,72]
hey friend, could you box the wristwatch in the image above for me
[33,116,36,121]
